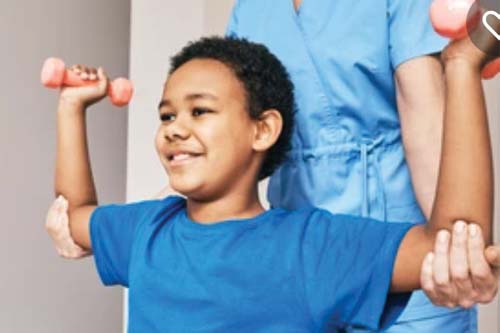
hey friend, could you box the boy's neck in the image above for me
[186,186,265,224]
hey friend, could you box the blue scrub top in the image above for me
[226,0,451,322]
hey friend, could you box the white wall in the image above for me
[479,78,500,333]
[125,0,209,329]
[0,0,130,331]
[127,0,205,202]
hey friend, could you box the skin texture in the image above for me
[395,55,444,219]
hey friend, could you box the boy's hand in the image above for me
[441,14,500,71]
[420,221,499,308]
[59,66,109,108]
[45,195,91,259]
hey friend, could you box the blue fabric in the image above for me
[350,307,478,333]
[90,196,413,332]
[225,0,474,327]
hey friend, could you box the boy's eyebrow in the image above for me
[158,100,171,111]
[158,93,218,111]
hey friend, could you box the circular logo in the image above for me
[467,0,500,57]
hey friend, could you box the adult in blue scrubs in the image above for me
[226,0,476,332]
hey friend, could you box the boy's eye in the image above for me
[192,107,211,117]
[160,113,176,122]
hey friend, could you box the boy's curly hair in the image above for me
[169,36,295,180]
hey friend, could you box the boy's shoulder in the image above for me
[272,205,362,230]
[142,195,186,219]
[276,206,404,235]
[97,195,186,223]
[108,194,184,209]
[281,205,364,223]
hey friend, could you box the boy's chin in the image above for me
[169,179,204,197]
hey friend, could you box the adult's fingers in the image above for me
[449,221,476,308]
[45,196,65,236]
[468,224,498,303]
[433,230,458,306]
[46,196,90,259]
[421,252,442,305]
[485,245,500,268]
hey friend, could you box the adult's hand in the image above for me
[421,221,499,308]
[45,195,91,259]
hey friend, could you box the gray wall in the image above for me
[0,0,129,331]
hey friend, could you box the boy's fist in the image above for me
[45,195,90,259]
[59,65,109,108]
[441,13,500,71]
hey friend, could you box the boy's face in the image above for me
[156,59,259,199]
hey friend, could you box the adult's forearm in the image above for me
[395,55,444,220]
[403,121,442,220]
[428,60,493,242]
[55,100,98,211]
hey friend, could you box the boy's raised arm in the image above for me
[54,66,109,250]
[391,25,498,291]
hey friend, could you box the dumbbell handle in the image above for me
[430,0,500,79]
[41,57,133,107]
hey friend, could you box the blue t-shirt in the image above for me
[90,196,412,332]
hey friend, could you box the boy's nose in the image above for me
[164,119,190,142]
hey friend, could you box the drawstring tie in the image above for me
[359,136,386,221]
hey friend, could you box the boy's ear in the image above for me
[252,109,283,152]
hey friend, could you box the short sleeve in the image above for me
[90,199,161,287]
[301,210,413,331]
[388,0,448,69]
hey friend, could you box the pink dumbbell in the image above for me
[41,57,133,107]
[430,0,500,79]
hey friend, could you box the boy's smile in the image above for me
[165,146,204,168]
[155,58,260,201]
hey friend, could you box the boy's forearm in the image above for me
[55,100,98,210]
[427,60,493,242]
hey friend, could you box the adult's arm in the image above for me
[395,55,444,219]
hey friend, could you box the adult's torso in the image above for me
[228,0,417,223]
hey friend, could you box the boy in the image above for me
[53,34,496,331]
